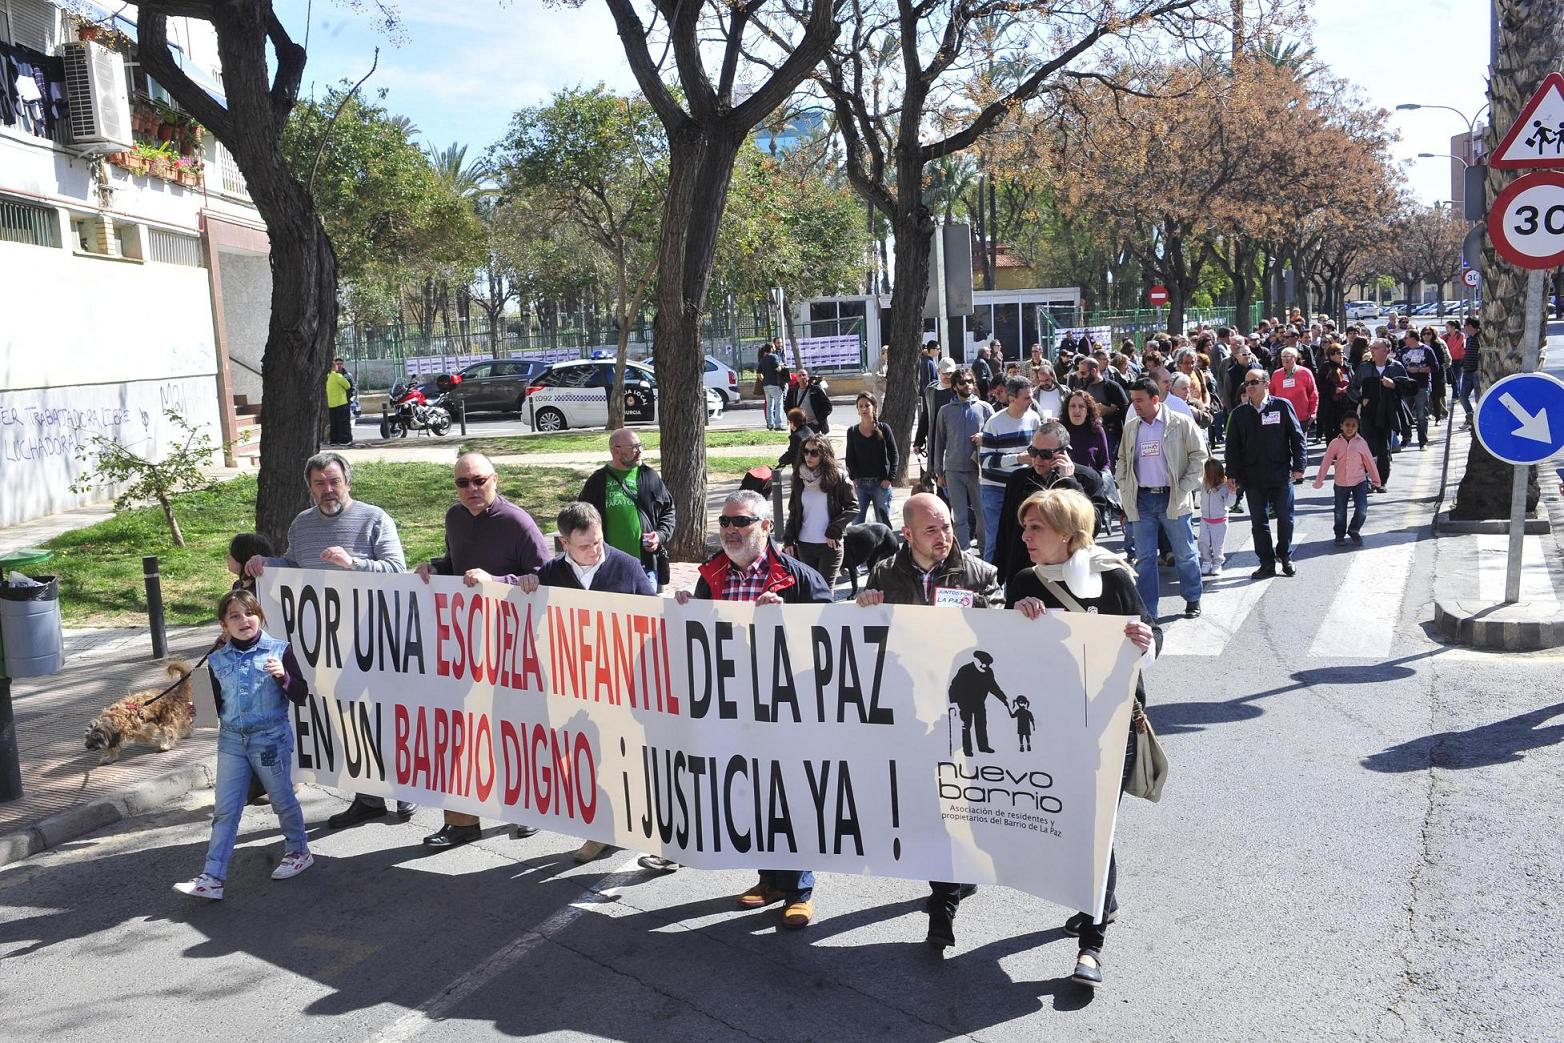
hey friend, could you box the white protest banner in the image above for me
[258,570,1141,915]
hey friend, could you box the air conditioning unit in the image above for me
[61,41,133,154]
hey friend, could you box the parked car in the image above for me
[523,359,723,431]
[431,359,551,416]
[1344,300,1382,321]
[645,354,742,406]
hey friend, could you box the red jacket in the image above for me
[1269,365,1319,423]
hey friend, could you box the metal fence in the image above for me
[0,196,61,248]
[338,314,866,391]
[1042,305,1265,352]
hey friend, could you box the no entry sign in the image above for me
[1489,170,1564,269]
[1148,285,1169,306]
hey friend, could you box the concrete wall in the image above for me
[218,252,271,402]
[0,240,221,526]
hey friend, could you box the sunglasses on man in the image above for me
[455,475,492,489]
[718,514,760,528]
[1026,446,1061,459]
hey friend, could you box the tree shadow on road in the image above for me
[1361,701,1564,773]
[1150,650,1442,736]
[0,811,1104,1040]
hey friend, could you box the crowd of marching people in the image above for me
[171,306,1473,993]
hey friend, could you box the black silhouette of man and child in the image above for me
[947,650,1035,755]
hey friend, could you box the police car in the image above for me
[522,359,723,431]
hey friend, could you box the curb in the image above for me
[0,761,215,869]
[1433,597,1564,651]
[1435,510,1549,535]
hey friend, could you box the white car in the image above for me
[646,354,742,406]
[1344,300,1382,321]
[524,359,722,431]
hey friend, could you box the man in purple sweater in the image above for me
[414,452,551,849]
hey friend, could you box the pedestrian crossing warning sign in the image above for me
[1491,72,1564,170]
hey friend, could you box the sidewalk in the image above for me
[0,626,217,865]
[1429,416,1564,650]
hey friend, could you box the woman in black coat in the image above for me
[1004,487,1158,990]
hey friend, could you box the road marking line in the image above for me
[1476,534,1559,604]
[364,855,642,1043]
[1308,440,1439,658]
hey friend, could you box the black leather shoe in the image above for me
[422,824,480,850]
[1072,949,1104,988]
[327,800,387,829]
[1250,566,1277,580]
[926,907,956,949]
[511,825,540,839]
[1184,600,1201,619]
[1063,909,1118,936]
[1280,559,1296,577]
[395,802,417,821]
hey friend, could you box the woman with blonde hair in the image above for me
[1005,487,1158,989]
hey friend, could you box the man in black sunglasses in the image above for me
[672,490,831,928]
[992,422,1104,582]
[412,451,551,849]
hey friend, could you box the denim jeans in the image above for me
[1454,368,1476,420]
[1245,483,1296,568]
[1333,481,1369,538]
[759,868,815,901]
[204,723,308,880]
[1128,489,1203,610]
[1410,385,1430,445]
[979,483,1007,563]
[763,385,784,429]
[854,477,892,526]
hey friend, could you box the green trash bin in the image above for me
[0,549,62,679]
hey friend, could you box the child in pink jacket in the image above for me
[1313,412,1382,546]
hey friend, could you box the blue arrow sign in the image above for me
[1475,372,1564,465]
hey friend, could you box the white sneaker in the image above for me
[271,850,314,880]
[173,873,224,900]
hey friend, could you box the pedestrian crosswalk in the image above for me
[1157,434,1445,660]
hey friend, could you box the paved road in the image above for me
[4,388,1563,1042]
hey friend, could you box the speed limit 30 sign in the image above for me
[1490,170,1564,269]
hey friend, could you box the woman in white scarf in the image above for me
[1004,487,1157,991]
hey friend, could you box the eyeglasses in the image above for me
[455,474,492,489]
[1027,446,1061,459]
[614,442,643,452]
[718,514,760,528]
[955,379,973,387]
[1244,379,1265,387]
[803,447,822,457]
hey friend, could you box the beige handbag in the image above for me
[1125,704,1168,802]
[1036,573,1168,802]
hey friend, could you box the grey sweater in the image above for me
[267,500,406,572]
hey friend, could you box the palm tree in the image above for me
[422,143,493,349]
[387,113,420,142]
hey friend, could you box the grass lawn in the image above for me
[460,427,786,458]
[45,457,779,627]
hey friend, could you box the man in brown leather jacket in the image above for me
[853,492,1000,951]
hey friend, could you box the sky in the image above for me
[271,0,1492,206]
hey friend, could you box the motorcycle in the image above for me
[380,379,452,438]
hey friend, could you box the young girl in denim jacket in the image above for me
[174,590,313,900]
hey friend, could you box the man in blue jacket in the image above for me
[1224,368,1307,579]
[519,501,653,864]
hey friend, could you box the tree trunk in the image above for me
[654,127,742,560]
[158,493,186,548]
[608,249,631,432]
[1453,0,1563,519]
[884,207,937,481]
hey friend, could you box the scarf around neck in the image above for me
[1032,544,1131,600]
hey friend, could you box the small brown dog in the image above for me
[83,661,196,764]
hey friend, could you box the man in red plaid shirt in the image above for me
[670,489,832,927]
